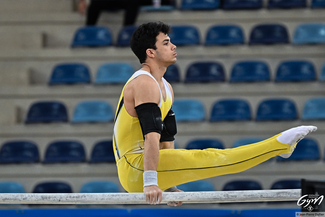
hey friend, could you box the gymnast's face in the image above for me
[153,32,177,66]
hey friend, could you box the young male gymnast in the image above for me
[112,21,317,206]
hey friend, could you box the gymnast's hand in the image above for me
[144,185,163,205]
[167,188,184,207]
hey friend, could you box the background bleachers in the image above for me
[0,0,325,209]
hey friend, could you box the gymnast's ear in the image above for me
[146,48,155,59]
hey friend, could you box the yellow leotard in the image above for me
[113,70,292,193]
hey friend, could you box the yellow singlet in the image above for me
[113,70,293,193]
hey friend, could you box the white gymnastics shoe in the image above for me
[277,125,317,158]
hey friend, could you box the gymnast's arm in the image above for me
[133,76,163,205]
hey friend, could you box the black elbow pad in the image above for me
[135,103,164,136]
[160,109,177,142]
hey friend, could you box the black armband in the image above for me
[135,103,164,136]
[160,109,177,142]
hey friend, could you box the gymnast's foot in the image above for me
[277,125,317,158]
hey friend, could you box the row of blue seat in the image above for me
[49,60,325,85]
[24,97,325,124]
[0,137,322,164]
[0,140,114,164]
[179,0,325,10]
[71,23,325,47]
[0,178,303,194]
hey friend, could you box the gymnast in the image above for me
[112,21,317,206]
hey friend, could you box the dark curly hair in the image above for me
[130,21,170,64]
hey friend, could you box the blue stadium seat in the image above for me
[172,99,205,122]
[94,62,134,84]
[275,60,316,82]
[0,182,25,193]
[256,99,298,121]
[71,26,112,47]
[180,0,219,10]
[116,25,137,46]
[277,138,320,161]
[43,141,86,163]
[293,23,325,44]
[223,180,262,191]
[230,61,270,82]
[33,182,73,193]
[271,180,301,189]
[185,62,225,83]
[71,101,114,123]
[222,0,263,9]
[141,2,175,11]
[90,140,115,163]
[233,138,264,148]
[205,25,244,45]
[178,180,215,191]
[25,101,68,124]
[185,139,224,150]
[80,181,120,193]
[49,63,91,85]
[169,25,200,46]
[210,99,251,121]
[268,0,307,8]
[163,64,180,83]
[312,0,325,8]
[249,24,289,45]
[0,141,39,163]
[302,97,325,120]
[320,63,325,81]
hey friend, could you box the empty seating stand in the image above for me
[25,101,68,124]
[43,141,86,163]
[233,138,264,148]
[320,63,325,81]
[71,26,112,47]
[230,61,270,82]
[33,182,73,193]
[205,25,244,45]
[256,98,298,121]
[271,179,301,189]
[71,101,114,123]
[172,99,205,122]
[169,25,200,46]
[163,64,180,82]
[249,24,289,45]
[180,0,220,10]
[90,140,115,163]
[275,60,316,82]
[0,141,39,163]
[302,97,325,120]
[49,63,91,85]
[223,180,262,191]
[80,181,120,193]
[185,62,225,82]
[267,0,307,8]
[0,182,25,193]
[185,139,224,150]
[116,25,137,46]
[293,23,325,44]
[222,0,263,10]
[94,62,134,84]
[178,180,215,191]
[311,0,325,8]
[210,99,252,121]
